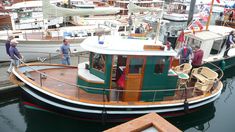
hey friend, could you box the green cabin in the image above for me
[77,36,179,102]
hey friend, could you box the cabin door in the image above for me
[123,56,145,101]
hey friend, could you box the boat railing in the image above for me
[34,70,220,103]
[14,54,223,103]
[18,51,89,65]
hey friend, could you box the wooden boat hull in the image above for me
[0,15,12,30]
[215,20,235,29]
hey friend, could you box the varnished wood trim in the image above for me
[19,63,77,68]
[105,113,181,132]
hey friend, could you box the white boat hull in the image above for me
[163,13,200,22]
[0,39,86,62]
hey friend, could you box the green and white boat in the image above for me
[12,35,223,122]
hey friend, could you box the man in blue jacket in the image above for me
[60,39,71,65]
[7,39,22,73]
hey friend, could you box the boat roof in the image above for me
[208,25,234,36]
[186,26,234,41]
[186,31,222,41]
[80,36,177,56]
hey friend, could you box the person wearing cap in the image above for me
[192,45,204,68]
[177,43,193,64]
[60,39,71,65]
[5,36,14,56]
[7,39,22,73]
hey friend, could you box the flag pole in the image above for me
[206,0,215,30]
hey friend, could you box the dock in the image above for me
[105,112,181,132]
[0,62,18,92]
[0,52,89,93]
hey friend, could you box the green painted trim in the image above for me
[77,53,113,94]
[141,56,178,102]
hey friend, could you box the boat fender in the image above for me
[184,100,189,113]
[220,60,226,71]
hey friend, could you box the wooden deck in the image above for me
[29,68,108,102]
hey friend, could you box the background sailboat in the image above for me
[42,0,120,19]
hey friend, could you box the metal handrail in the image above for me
[15,57,221,93]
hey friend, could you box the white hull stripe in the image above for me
[22,86,220,114]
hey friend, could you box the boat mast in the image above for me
[206,0,215,30]
[187,0,196,26]
[155,2,164,42]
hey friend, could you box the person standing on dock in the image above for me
[7,39,22,73]
[223,31,235,58]
[5,36,14,57]
[60,39,71,65]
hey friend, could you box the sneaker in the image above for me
[223,55,230,58]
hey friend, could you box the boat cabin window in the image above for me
[18,12,32,19]
[126,26,133,32]
[129,58,144,74]
[118,26,125,32]
[111,23,117,28]
[155,58,165,74]
[210,39,224,54]
[187,37,201,48]
[91,53,106,72]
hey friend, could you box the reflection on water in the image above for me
[167,103,215,131]
[0,93,26,132]
[23,106,119,132]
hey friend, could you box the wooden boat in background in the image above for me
[4,0,64,30]
[215,20,235,29]
[11,35,223,122]
[163,1,200,22]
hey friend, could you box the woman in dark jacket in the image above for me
[223,30,235,58]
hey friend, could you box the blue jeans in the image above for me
[61,55,71,65]
[180,59,189,65]
[8,59,20,72]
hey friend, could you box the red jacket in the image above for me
[192,49,204,67]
